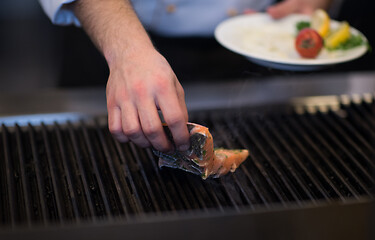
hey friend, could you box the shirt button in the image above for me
[227,8,238,17]
[166,4,176,13]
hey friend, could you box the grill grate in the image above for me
[0,98,374,227]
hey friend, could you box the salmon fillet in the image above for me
[152,123,249,179]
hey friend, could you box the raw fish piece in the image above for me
[152,123,249,179]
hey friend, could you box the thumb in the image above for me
[267,0,299,19]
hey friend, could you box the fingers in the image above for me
[108,80,183,152]
[175,81,188,122]
[267,0,299,19]
[137,94,172,152]
[157,79,190,151]
[120,101,151,148]
[106,49,188,152]
[108,106,128,142]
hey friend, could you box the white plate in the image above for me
[214,13,368,71]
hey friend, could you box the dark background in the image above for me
[0,0,374,91]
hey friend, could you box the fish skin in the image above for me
[152,123,249,179]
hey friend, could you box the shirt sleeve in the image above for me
[39,0,81,26]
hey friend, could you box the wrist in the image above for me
[72,0,155,69]
[103,36,155,70]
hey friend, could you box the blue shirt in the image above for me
[39,0,274,36]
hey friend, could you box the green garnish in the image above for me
[296,21,311,33]
[327,34,367,50]
[203,150,207,156]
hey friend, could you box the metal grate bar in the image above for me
[287,116,355,200]
[238,164,270,207]
[277,116,344,200]
[343,104,375,140]
[80,122,112,218]
[326,110,375,169]
[40,123,64,222]
[215,126,255,208]
[1,98,375,227]
[112,140,146,214]
[157,169,186,211]
[173,173,201,210]
[168,171,193,210]
[266,116,330,201]
[222,117,271,207]
[128,143,161,213]
[14,125,33,225]
[223,117,280,206]
[197,114,242,210]
[1,125,17,226]
[234,165,269,209]
[53,123,82,221]
[252,116,318,203]
[237,118,290,205]
[144,148,178,212]
[230,174,253,206]
[352,102,375,128]
[249,116,308,204]
[94,122,131,216]
[131,148,169,212]
[183,175,211,211]
[66,122,98,220]
[201,181,225,211]
[218,178,240,211]
[212,117,255,207]
[89,126,130,216]
[298,113,363,197]
[27,124,49,224]
[144,146,208,213]
[313,112,374,190]
[202,179,233,209]
[60,124,92,219]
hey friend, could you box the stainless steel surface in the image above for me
[0,199,372,240]
[185,72,375,111]
[0,72,374,120]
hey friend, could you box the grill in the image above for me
[0,92,374,239]
[1,96,375,222]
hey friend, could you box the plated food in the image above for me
[153,123,249,179]
[214,12,369,71]
[295,9,367,59]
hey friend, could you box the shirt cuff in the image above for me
[39,0,81,26]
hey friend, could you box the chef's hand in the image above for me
[267,0,333,19]
[106,48,189,152]
[72,0,190,152]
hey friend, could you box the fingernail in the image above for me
[178,144,190,151]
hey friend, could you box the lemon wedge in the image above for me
[325,21,351,49]
[311,9,330,38]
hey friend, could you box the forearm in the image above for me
[68,0,189,152]
[72,0,153,67]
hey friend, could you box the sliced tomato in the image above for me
[295,28,324,59]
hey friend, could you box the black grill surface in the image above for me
[0,98,374,228]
